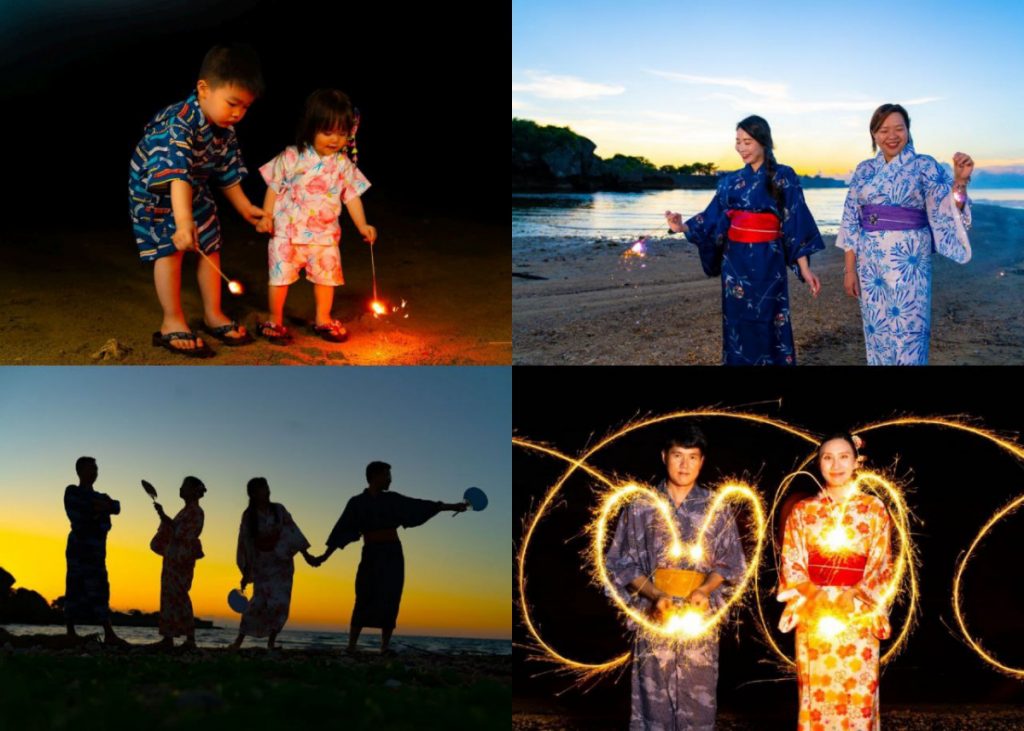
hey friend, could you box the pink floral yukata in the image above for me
[236,503,311,637]
[159,503,205,638]
[778,490,893,731]
[259,146,370,286]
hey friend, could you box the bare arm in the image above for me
[220,182,265,225]
[344,197,377,243]
[170,180,197,250]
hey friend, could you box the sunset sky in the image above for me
[0,367,510,639]
[513,0,1024,178]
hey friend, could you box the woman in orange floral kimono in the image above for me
[153,476,206,649]
[778,434,892,731]
[230,477,318,649]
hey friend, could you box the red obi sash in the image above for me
[726,210,781,243]
[807,549,866,586]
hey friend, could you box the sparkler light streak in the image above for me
[517,411,1024,682]
[952,492,1024,678]
[514,408,810,680]
[591,480,766,641]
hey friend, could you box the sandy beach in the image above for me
[513,204,1024,365]
[0,202,510,366]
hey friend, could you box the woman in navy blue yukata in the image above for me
[666,116,824,366]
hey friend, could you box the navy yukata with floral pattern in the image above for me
[684,164,824,365]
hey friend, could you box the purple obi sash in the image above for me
[859,204,928,232]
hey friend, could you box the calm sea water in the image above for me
[0,623,510,655]
[512,188,1024,242]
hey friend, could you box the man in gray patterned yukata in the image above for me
[605,426,746,731]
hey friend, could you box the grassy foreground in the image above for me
[0,639,508,730]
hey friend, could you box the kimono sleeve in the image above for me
[683,182,729,276]
[99,492,121,516]
[64,486,89,528]
[395,494,443,529]
[835,162,870,253]
[777,505,811,633]
[259,150,290,194]
[278,505,312,557]
[212,130,248,189]
[604,503,650,601]
[778,166,825,275]
[172,506,205,560]
[326,497,361,549]
[921,156,971,264]
[707,506,746,604]
[339,160,371,204]
[147,120,194,192]
[855,497,893,639]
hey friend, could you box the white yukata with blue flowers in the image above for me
[836,143,972,365]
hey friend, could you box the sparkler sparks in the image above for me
[815,614,848,641]
[952,492,1024,678]
[517,411,1024,684]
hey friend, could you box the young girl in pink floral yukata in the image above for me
[255,89,377,343]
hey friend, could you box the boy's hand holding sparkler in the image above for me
[172,220,198,251]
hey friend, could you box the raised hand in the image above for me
[952,152,974,186]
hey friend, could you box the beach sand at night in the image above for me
[513,204,1024,365]
[0,203,510,366]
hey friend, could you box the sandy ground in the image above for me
[1,204,510,365]
[513,205,1024,365]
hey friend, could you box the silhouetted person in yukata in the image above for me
[312,461,466,654]
[64,457,127,645]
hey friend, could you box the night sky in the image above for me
[0,0,501,228]
[514,367,1024,716]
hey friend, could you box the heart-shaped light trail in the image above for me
[592,480,766,641]
[756,468,919,668]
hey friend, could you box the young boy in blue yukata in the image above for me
[129,44,267,357]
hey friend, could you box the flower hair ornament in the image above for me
[852,435,867,465]
[346,108,361,166]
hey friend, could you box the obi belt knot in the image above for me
[726,210,781,243]
[859,204,928,232]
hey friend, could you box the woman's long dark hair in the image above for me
[244,477,275,541]
[737,115,785,215]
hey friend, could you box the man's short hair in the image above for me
[366,461,391,483]
[75,456,96,476]
[662,425,708,456]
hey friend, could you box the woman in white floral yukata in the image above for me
[778,433,893,731]
[230,477,318,649]
[837,103,974,365]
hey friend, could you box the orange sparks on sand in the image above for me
[371,300,387,315]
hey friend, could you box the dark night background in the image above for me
[514,367,1024,727]
[0,0,501,226]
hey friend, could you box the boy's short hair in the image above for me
[199,43,265,98]
[366,461,391,483]
[662,425,708,457]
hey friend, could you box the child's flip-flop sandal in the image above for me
[201,320,254,346]
[312,320,349,343]
[258,321,293,345]
[151,331,215,359]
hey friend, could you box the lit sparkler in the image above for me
[196,248,244,295]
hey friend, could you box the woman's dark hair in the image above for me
[662,425,708,457]
[869,103,910,152]
[816,432,860,460]
[182,475,206,499]
[296,89,356,152]
[244,477,273,541]
[737,115,785,215]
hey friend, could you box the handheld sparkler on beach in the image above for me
[196,248,244,295]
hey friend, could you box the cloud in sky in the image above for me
[512,71,625,100]
[647,68,943,115]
